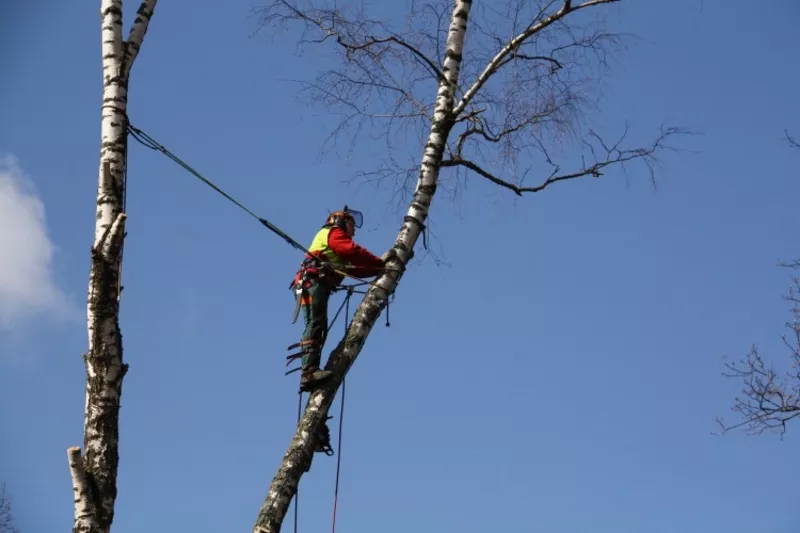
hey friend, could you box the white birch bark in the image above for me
[71,1,157,532]
[251,2,474,531]
[68,447,100,533]
[252,0,679,529]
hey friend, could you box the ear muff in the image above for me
[325,210,349,230]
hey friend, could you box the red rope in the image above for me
[294,390,302,533]
[292,289,352,533]
[331,290,352,533]
[331,377,346,533]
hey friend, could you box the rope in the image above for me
[128,125,275,230]
[116,116,130,300]
[332,378,345,533]
[293,389,302,533]
[331,289,351,533]
[290,286,353,533]
[126,122,393,288]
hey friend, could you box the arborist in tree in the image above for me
[289,206,385,392]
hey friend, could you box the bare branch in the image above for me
[441,7,636,198]
[342,34,445,81]
[443,125,685,195]
[717,131,800,436]
[717,260,800,436]
[496,53,564,72]
[255,0,441,162]
[251,1,693,531]
[453,0,620,118]
[257,1,443,80]
[122,0,158,82]
[716,347,800,436]
[786,129,800,149]
[441,157,525,195]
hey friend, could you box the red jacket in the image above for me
[294,226,384,288]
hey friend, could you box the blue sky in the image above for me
[2,0,800,532]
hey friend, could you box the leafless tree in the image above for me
[716,131,799,437]
[0,485,19,533]
[67,2,158,533]
[250,1,685,531]
[717,260,800,436]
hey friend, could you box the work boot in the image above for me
[299,342,332,391]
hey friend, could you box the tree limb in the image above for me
[122,0,158,82]
[452,108,559,158]
[255,0,447,159]
[716,347,800,436]
[496,53,564,72]
[717,260,800,436]
[260,0,443,80]
[441,157,525,195]
[453,0,620,118]
[716,133,800,436]
[786,129,799,149]
[342,34,445,81]
[444,125,684,195]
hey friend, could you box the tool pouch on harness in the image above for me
[291,282,305,324]
[290,256,335,324]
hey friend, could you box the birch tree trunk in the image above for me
[252,0,685,530]
[68,1,157,532]
[251,2,473,531]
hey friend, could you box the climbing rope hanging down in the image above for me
[330,288,351,533]
[290,286,356,533]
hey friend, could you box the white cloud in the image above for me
[0,154,76,330]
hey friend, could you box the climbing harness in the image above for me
[290,255,343,325]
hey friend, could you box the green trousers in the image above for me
[300,278,330,368]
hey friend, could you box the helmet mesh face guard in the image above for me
[343,205,363,228]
